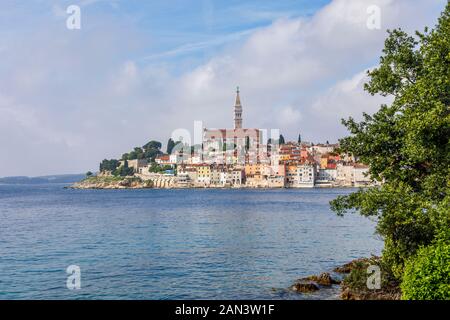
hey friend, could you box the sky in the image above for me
[0,0,447,177]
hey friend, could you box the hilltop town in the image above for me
[73,88,375,189]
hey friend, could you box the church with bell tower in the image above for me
[203,87,262,164]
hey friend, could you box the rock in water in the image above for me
[306,272,341,286]
[291,281,320,293]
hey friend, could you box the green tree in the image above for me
[167,138,176,154]
[99,159,119,172]
[128,147,145,160]
[86,171,93,177]
[143,140,162,151]
[298,134,302,144]
[148,163,173,173]
[330,4,450,280]
[113,160,134,177]
[279,134,285,145]
[142,140,163,162]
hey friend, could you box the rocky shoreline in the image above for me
[291,272,341,294]
[70,176,153,189]
[70,175,359,190]
[289,257,402,300]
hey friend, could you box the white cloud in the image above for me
[278,106,303,125]
[312,70,386,118]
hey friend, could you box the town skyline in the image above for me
[76,87,371,190]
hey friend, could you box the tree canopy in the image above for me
[113,160,134,177]
[99,159,120,172]
[331,3,450,280]
[166,138,176,154]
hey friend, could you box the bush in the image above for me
[341,257,400,294]
[401,241,450,300]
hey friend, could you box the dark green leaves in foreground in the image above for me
[331,3,450,289]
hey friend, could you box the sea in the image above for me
[0,183,382,299]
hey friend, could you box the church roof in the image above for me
[204,128,260,139]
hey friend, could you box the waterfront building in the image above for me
[177,165,198,183]
[336,163,355,186]
[267,175,285,188]
[286,162,316,188]
[353,164,372,187]
[197,165,211,185]
[231,169,244,186]
[244,163,263,178]
[316,168,338,185]
[154,155,177,168]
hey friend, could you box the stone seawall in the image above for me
[70,175,363,189]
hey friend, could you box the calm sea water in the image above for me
[0,183,382,300]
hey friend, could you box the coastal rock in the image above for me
[291,281,320,293]
[333,257,379,274]
[336,257,401,300]
[340,287,355,300]
[305,272,341,286]
[290,272,340,294]
[340,286,402,300]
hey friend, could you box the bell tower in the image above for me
[234,86,242,129]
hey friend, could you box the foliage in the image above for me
[401,240,450,300]
[342,257,398,292]
[112,160,134,177]
[143,140,162,151]
[86,171,93,177]
[120,140,163,162]
[149,163,173,173]
[279,134,285,145]
[298,134,302,143]
[99,159,119,172]
[84,175,123,183]
[126,147,145,160]
[330,3,450,280]
[167,138,176,154]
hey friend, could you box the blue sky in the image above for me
[0,0,447,176]
[2,1,330,67]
